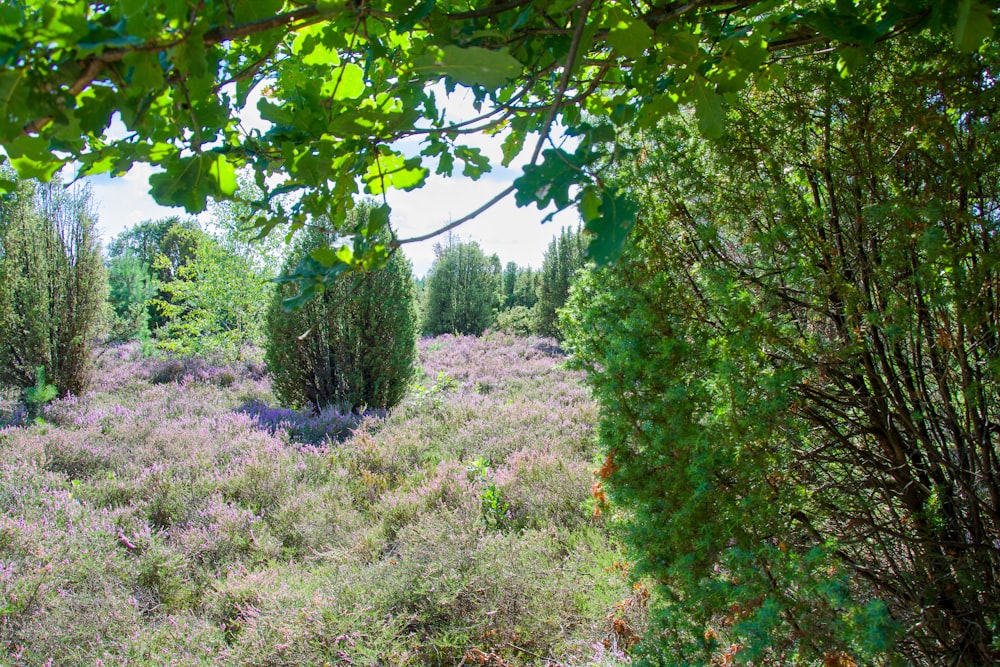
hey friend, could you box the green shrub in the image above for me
[0,177,106,396]
[563,39,1000,666]
[23,366,57,419]
[266,205,417,411]
[493,305,534,337]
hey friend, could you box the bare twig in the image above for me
[395,184,516,246]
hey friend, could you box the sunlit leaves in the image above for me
[836,47,866,78]
[322,63,365,99]
[413,45,522,88]
[310,244,354,268]
[5,134,63,180]
[500,121,528,166]
[578,185,601,223]
[363,150,427,194]
[605,9,653,59]
[149,152,237,212]
[293,24,341,66]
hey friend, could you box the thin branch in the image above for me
[215,51,274,91]
[447,0,532,20]
[23,5,329,134]
[395,184,516,245]
[530,0,595,164]
[641,1,713,28]
[204,5,320,44]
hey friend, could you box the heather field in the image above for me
[0,333,645,666]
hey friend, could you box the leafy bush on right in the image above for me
[563,37,1000,667]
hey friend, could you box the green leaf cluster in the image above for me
[2,0,990,286]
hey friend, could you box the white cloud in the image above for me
[88,164,203,244]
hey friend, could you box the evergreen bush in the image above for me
[493,305,534,337]
[0,177,106,396]
[266,207,417,411]
[563,39,1000,666]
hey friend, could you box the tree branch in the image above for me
[204,5,320,44]
[530,0,595,164]
[23,4,331,135]
[394,184,516,246]
[446,0,533,21]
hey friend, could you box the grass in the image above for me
[0,333,644,666]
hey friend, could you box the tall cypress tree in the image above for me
[0,177,106,395]
[535,226,587,339]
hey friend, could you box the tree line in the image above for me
[419,227,588,339]
[1,187,587,419]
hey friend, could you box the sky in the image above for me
[84,87,579,277]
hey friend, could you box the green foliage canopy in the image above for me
[109,217,208,331]
[107,216,200,283]
[1,1,993,291]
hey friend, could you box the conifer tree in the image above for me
[421,236,501,336]
[266,203,417,410]
[563,39,1000,666]
[535,227,587,339]
[0,177,106,395]
[106,252,156,344]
